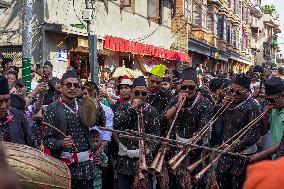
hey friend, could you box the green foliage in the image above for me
[261,5,276,14]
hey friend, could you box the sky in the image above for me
[262,0,284,54]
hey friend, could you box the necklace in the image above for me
[182,92,201,111]
[228,94,252,111]
[60,97,78,115]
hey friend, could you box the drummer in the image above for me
[43,70,97,189]
[0,75,34,146]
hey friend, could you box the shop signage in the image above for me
[104,35,190,62]
[58,49,67,62]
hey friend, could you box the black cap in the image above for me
[180,67,197,82]
[264,77,284,96]
[209,78,230,91]
[44,60,53,68]
[10,94,26,111]
[133,76,147,88]
[61,70,78,82]
[232,74,251,90]
[15,78,26,86]
[0,75,9,95]
[162,77,171,83]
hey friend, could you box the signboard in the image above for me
[58,49,67,62]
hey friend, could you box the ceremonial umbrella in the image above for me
[112,67,134,78]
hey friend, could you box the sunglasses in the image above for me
[180,85,196,91]
[134,91,148,97]
[63,82,80,89]
[230,88,247,95]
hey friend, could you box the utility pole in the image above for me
[84,0,99,84]
[22,0,33,92]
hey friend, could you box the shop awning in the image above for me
[104,35,190,63]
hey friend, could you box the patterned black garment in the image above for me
[147,88,173,114]
[43,99,97,181]
[114,102,161,176]
[0,108,34,146]
[216,98,261,189]
[147,88,173,137]
[165,93,213,189]
[165,93,213,188]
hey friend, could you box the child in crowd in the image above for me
[90,129,108,189]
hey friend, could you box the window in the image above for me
[147,0,160,22]
[192,1,201,27]
[185,0,192,22]
[217,14,223,39]
[192,0,206,28]
[119,56,134,69]
[228,0,231,8]
[207,7,214,33]
[121,0,131,7]
[227,24,231,44]
[120,0,135,13]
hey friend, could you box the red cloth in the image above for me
[104,35,190,62]
[243,157,284,189]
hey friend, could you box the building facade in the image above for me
[0,0,282,78]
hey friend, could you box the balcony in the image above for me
[250,18,259,32]
[250,5,263,18]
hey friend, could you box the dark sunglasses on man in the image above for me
[180,85,196,91]
[229,88,247,96]
[134,91,148,97]
[63,82,80,89]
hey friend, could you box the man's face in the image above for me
[162,82,171,90]
[43,65,52,76]
[272,69,279,77]
[60,78,80,100]
[180,80,197,99]
[0,94,10,120]
[148,75,162,93]
[92,136,101,149]
[230,83,248,103]
[15,84,27,97]
[132,86,148,102]
[266,93,284,109]
[7,74,16,86]
[119,85,132,99]
[263,68,271,77]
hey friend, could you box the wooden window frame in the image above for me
[192,0,203,28]
[120,0,135,14]
[184,0,192,22]
[207,6,215,34]
[147,0,161,23]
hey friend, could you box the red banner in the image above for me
[104,35,190,63]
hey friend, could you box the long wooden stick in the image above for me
[42,122,78,152]
[102,128,247,159]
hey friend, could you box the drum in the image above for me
[3,142,71,189]
[80,96,98,127]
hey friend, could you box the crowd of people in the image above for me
[1,56,284,189]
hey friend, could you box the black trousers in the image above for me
[71,179,94,189]
[216,172,246,189]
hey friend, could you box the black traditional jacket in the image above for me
[43,99,105,179]
[0,108,34,147]
[216,98,261,175]
[114,102,160,176]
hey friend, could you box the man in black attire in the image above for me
[38,61,60,105]
[215,74,261,189]
[43,70,104,189]
[165,67,213,189]
[0,76,34,146]
[115,76,160,189]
